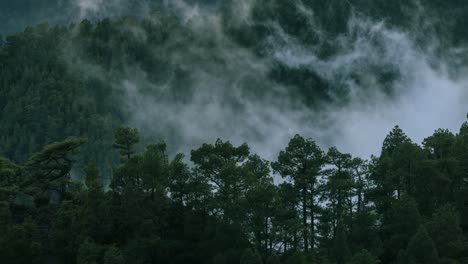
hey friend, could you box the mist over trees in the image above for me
[2,0,468,168]
[2,1,468,263]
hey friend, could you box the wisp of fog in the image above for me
[65,0,468,160]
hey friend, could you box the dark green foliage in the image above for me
[2,2,468,263]
[0,157,21,200]
[113,127,140,160]
[0,217,42,264]
[266,254,282,264]
[398,227,439,264]
[77,239,103,264]
[427,204,468,263]
[347,250,380,264]
[103,245,125,264]
[0,25,116,162]
[240,248,263,264]
[272,134,325,252]
[382,195,422,261]
[25,137,86,179]
[3,122,468,264]
[332,222,351,264]
[284,252,308,264]
[191,139,250,222]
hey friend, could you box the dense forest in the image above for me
[2,124,468,264]
[2,0,468,263]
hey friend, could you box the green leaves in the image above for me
[240,248,262,264]
[22,137,86,190]
[272,134,326,252]
[398,227,439,264]
[332,221,351,264]
[381,126,412,157]
[0,157,21,200]
[348,250,380,264]
[3,124,468,264]
[272,134,325,182]
[191,139,253,223]
[427,204,468,263]
[113,127,140,160]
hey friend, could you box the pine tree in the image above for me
[113,126,139,160]
[103,246,125,264]
[81,165,111,243]
[398,227,438,264]
[348,250,380,264]
[191,139,250,222]
[240,248,262,264]
[332,221,351,264]
[324,147,353,233]
[427,204,467,263]
[272,134,325,251]
[383,195,421,261]
[212,253,227,264]
[285,252,308,264]
[266,254,282,264]
[77,239,101,264]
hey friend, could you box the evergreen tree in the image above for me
[324,147,354,234]
[382,195,422,262]
[113,126,139,160]
[274,182,302,253]
[213,253,227,264]
[332,221,351,264]
[103,246,125,264]
[398,227,439,264]
[77,239,102,264]
[285,252,308,264]
[0,217,42,264]
[191,139,250,222]
[240,248,263,264]
[243,155,277,253]
[25,137,86,182]
[427,204,468,263]
[81,164,111,243]
[266,254,282,264]
[272,134,325,251]
[347,250,380,264]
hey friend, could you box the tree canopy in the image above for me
[1,123,468,263]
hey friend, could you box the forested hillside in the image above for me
[2,0,468,263]
[2,0,468,167]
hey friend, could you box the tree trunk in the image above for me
[310,186,315,250]
[357,174,362,214]
[302,185,308,252]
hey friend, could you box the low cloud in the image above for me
[272,14,468,157]
[64,0,468,161]
[76,0,103,17]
